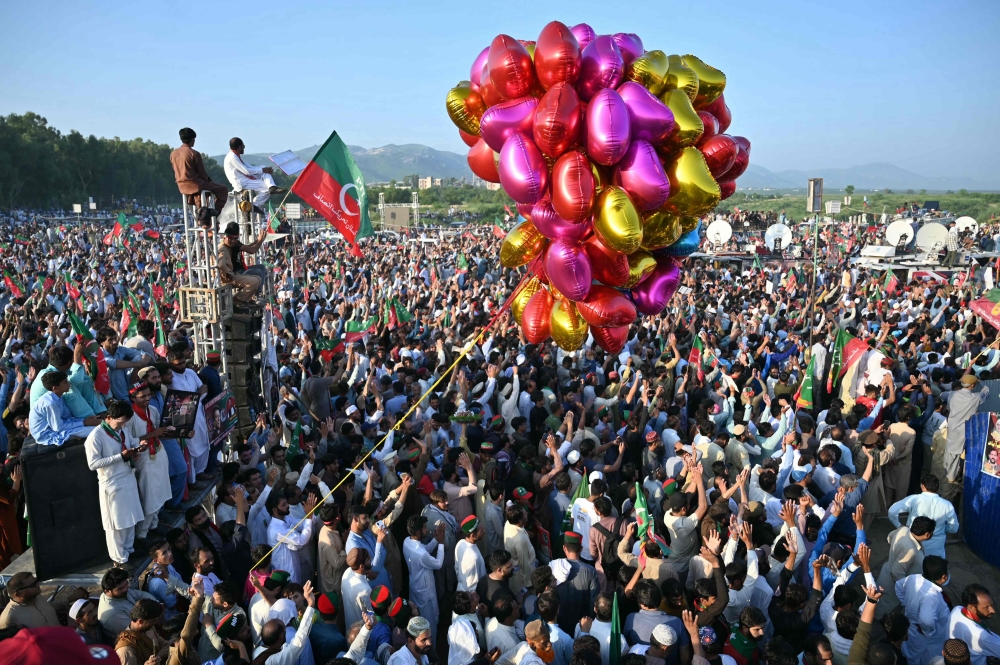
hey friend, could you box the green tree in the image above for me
[845,184,855,196]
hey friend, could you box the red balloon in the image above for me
[551,151,595,222]
[722,136,751,180]
[701,93,732,133]
[533,83,582,158]
[718,180,737,200]
[591,324,629,354]
[577,285,637,328]
[488,35,536,101]
[528,255,549,283]
[699,134,738,179]
[516,202,534,219]
[698,111,719,145]
[522,289,554,343]
[535,21,581,90]
[583,234,630,287]
[479,75,504,107]
[467,139,500,183]
[459,129,479,147]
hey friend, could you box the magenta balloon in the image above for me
[498,132,549,205]
[545,237,593,301]
[570,23,596,51]
[531,200,591,241]
[613,139,670,211]
[586,88,631,166]
[575,35,624,102]
[611,33,644,64]
[630,257,681,316]
[617,81,675,145]
[470,46,489,85]
[479,97,538,153]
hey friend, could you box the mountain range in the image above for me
[215,145,994,191]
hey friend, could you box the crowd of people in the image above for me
[0,194,998,665]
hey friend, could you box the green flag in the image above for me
[610,590,622,665]
[795,354,816,410]
[288,420,303,456]
[634,482,652,543]
[390,297,413,324]
[345,316,378,342]
[562,474,590,536]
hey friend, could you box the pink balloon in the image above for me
[617,81,675,145]
[531,200,591,241]
[470,46,489,85]
[479,97,538,153]
[575,35,624,102]
[586,88,631,166]
[611,33,644,64]
[516,202,534,219]
[570,23,596,51]
[613,139,670,211]
[498,132,549,205]
[544,238,593,302]
[629,257,681,315]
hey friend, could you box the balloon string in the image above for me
[246,268,535,574]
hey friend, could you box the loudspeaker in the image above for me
[228,362,259,387]
[22,437,109,580]
[224,316,262,339]
[226,339,261,364]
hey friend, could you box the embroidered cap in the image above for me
[215,611,246,639]
[370,585,392,611]
[461,515,480,535]
[407,616,432,637]
[513,487,533,503]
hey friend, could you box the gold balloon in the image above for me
[640,209,684,250]
[680,216,699,233]
[594,186,643,255]
[512,276,544,324]
[550,299,589,351]
[524,43,536,61]
[682,55,726,108]
[500,220,546,269]
[625,50,669,95]
[591,160,612,197]
[446,81,487,135]
[663,147,721,217]
[623,250,657,288]
[659,89,704,154]
[662,55,699,102]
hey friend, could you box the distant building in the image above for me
[418,177,432,189]
[485,182,502,191]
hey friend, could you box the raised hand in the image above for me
[853,504,865,530]
[855,542,871,573]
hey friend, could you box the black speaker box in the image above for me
[224,316,262,339]
[226,339,262,364]
[21,437,109,580]
[228,362,259,387]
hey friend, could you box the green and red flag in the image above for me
[288,420,303,457]
[389,297,412,324]
[344,316,378,343]
[456,254,469,273]
[316,336,345,362]
[41,275,54,292]
[634,482,652,543]
[971,288,1000,331]
[795,354,816,410]
[129,219,144,233]
[290,130,372,257]
[68,308,109,395]
[884,269,900,295]
[150,298,169,357]
[3,271,24,298]
[14,235,30,245]
[267,202,280,232]
[689,335,706,381]
[826,327,868,393]
[63,272,80,300]
[786,267,799,291]
[119,306,133,338]
[144,230,161,240]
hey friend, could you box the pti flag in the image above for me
[826,327,867,393]
[689,335,706,381]
[795,354,816,410]
[971,288,1000,330]
[291,131,373,257]
[634,482,651,543]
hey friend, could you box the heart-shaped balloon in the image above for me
[479,97,538,153]
[591,324,629,354]
[699,134,738,179]
[718,180,737,200]
[623,250,657,288]
[659,89,704,154]
[586,87,631,166]
[613,139,671,212]
[575,35,624,102]
[522,288,554,343]
[722,136,751,180]
[479,75,504,107]
[519,40,537,61]
[470,47,490,86]
[611,33,644,65]
[701,93,732,133]
[551,150,595,222]
[577,284,637,328]
[640,209,688,250]
[680,216,699,233]
[488,35,536,101]
[594,185,642,254]
[662,147,721,217]
[550,298,589,351]
[459,129,479,147]
[535,21,581,90]
[516,202,534,219]
[584,234,630,287]
[533,83,582,158]
[660,223,701,256]
[698,111,719,144]
[512,275,544,324]
[545,238,592,302]
[531,200,590,241]
[618,81,675,145]
[499,218,546,268]
[629,257,681,315]
[624,49,669,96]
[467,139,501,183]
[663,54,699,102]
[682,54,726,108]
[570,23,596,51]
[498,132,550,205]
[445,81,487,135]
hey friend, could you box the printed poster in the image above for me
[983,413,1000,479]
[205,389,239,446]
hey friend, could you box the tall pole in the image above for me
[807,214,821,349]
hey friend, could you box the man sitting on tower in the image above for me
[217,222,269,306]
[223,137,286,217]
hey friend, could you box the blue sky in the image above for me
[2,0,998,181]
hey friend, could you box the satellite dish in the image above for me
[915,223,948,252]
[955,216,978,234]
[885,220,914,247]
[706,220,732,246]
[764,224,793,251]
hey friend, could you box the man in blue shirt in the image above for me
[29,344,105,418]
[28,371,102,445]
[344,505,391,592]
[96,327,152,401]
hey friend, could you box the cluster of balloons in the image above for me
[446,21,751,353]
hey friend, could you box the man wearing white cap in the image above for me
[69,598,108,645]
[629,622,677,665]
[388,616,434,665]
[944,372,989,486]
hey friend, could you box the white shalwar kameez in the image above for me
[223,151,278,208]
[169,369,210,480]
[85,424,145,563]
[126,405,172,538]
[403,537,444,647]
[267,514,314,584]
